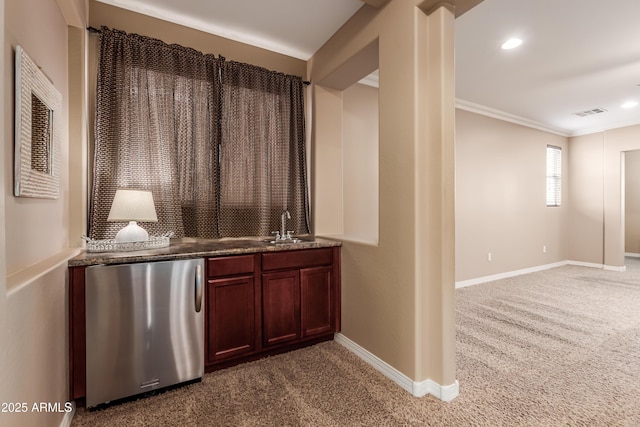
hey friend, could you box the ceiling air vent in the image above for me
[573,108,608,117]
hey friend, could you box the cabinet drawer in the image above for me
[208,255,255,278]
[262,248,333,271]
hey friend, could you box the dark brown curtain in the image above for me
[219,61,310,237]
[89,27,310,240]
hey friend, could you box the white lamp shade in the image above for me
[107,189,158,223]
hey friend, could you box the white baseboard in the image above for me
[456,259,630,288]
[334,333,459,401]
[625,252,640,258]
[566,260,603,269]
[567,260,626,272]
[455,261,567,288]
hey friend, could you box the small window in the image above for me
[546,145,561,207]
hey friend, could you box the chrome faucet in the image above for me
[280,209,291,240]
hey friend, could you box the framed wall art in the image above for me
[14,45,62,198]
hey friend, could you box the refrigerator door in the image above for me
[85,258,204,407]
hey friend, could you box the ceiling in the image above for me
[97,0,640,137]
[95,0,364,60]
[456,0,640,136]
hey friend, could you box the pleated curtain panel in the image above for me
[89,27,310,240]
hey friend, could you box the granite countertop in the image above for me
[68,236,342,267]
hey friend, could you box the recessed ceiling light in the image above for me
[501,38,523,50]
[621,101,638,109]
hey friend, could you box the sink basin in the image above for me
[263,238,311,244]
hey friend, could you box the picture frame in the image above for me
[14,45,62,199]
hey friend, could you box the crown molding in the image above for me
[455,99,570,137]
[569,119,640,137]
[456,99,640,138]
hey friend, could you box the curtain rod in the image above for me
[86,26,310,85]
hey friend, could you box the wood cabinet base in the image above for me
[68,246,341,404]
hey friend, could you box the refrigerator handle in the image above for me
[195,263,203,313]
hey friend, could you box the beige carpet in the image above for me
[72,259,640,426]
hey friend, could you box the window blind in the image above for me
[546,145,561,207]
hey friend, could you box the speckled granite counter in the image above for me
[68,237,342,267]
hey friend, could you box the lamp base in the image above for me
[114,221,149,243]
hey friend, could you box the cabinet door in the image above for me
[301,266,334,338]
[207,275,255,364]
[262,270,300,347]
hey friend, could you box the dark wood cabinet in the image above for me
[68,265,86,401]
[68,244,340,403]
[261,248,338,349]
[262,270,301,346]
[207,275,256,363]
[206,254,259,366]
[301,266,334,338]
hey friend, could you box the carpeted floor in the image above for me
[72,259,640,426]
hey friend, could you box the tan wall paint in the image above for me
[343,83,379,243]
[310,1,457,386]
[625,150,640,253]
[57,0,88,27]
[415,5,456,385]
[568,132,604,264]
[68,26,89,247]
[312,85,344,236]
[5,0,70,276]
[455,109,569,281]
[601,125,640,267]
[2,0,77,426]
[3,265,71,427]
[568,125,640,268]
[0,0,8,417]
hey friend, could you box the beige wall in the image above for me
[312,85,344,235]
[3,263,71,427]
[1,0,81,425]
[68,25,89,248]
[456,112,640,276]
[568,125,640,268]
[2,1,309,424]
[567,132,604,264]
[310,1,457,388]
[455,109,569,281]
[625,150,640,253]
[0,0,7,417]
[5,0,70,276]
[602,125,640,267]
[343,83,379,243]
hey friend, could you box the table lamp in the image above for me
[107,189,158,242]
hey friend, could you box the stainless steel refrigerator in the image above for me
[85,258,204,407]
